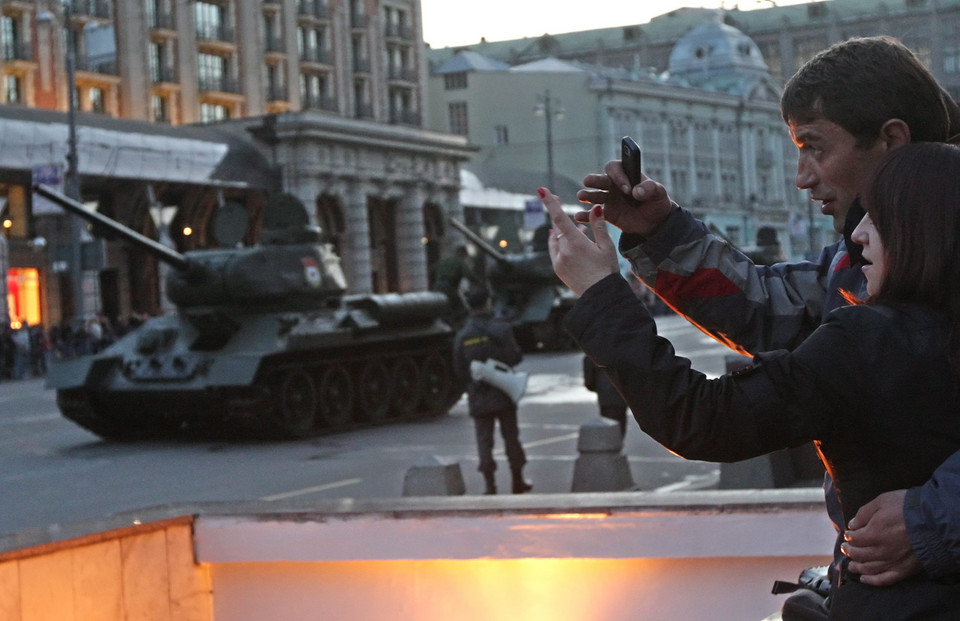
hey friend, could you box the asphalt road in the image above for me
[0,314,734,538]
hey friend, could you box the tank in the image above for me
[36,184,465,440]
[449,218,576,351]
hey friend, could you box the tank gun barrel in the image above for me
[34,184,190,272]
[448,217,507,264]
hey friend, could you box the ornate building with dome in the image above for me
[427,11,820,260]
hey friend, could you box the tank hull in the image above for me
[47,293,465,440]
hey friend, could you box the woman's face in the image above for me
[851,213,886,297]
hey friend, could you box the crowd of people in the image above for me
[0,312,151,380]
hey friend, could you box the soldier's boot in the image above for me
[511,468,533,494]
[483,471,497,495]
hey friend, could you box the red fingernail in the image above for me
[592,204,602,217]
[538,187,547,198]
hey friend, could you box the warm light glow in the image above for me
[421,236,429,245]
[498,239,508,249]
[182,226,193,236]
[7,268,42,327]
[2,219,11,229]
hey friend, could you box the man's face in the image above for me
[789,119,890,234]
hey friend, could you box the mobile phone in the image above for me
[621,136,642,187]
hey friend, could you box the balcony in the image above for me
[266,84,288,102]
[387,66,418,83]
[389,109,421,127]
[352,57,370,74]
[354,103,373,119]
[149,11,175,31]
[152,64,178,84]
[67,0,111,18]
[297,0,330,20]
[302,94,337,112]
[75,58,118,75]
[384,22,414,40]
[198,75,240,94]
[300,46,331,65]
[2,41,33,63]
[196,24,235,44]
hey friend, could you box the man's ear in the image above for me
[880,119,911,149]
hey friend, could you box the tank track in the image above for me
[57,336,465,441]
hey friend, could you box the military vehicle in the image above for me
[449,218,576,351]
[37,185,464,440]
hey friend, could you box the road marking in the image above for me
[511,432,579,450]
[260,477,363,501]
[0,413,60,426]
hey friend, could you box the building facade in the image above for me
[0,0,472,331]
[427,14,820,260]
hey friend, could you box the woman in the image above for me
[540,142,960,619]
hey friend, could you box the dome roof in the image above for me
[667,11,768,82]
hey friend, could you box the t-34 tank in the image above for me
[37,185,464,440]
[449,218,576,351]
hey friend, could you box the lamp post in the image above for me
[534,90,564,191]
[534,90,564,227]
[40,2,86,325]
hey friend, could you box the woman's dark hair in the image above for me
[782,37,958,148]
[861,142,960,368]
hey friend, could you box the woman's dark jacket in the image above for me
[564,274,960,619]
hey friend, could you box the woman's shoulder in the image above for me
[826,302,946,340]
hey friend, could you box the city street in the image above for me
[0,314,734,539]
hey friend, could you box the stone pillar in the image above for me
[343,180,372,294]
[395,182,428,292]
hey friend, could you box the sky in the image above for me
[420,0,809,49]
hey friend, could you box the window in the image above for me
[197,52,227,90]
[195,1,225,40]
[200,102,229,122]
[4,74,20,104]
[448,101,468,136]
[443,72,467,90]
[495,125,508,145]
[152,94,169,122]
[1,15,17,60]
[89,87,105,113]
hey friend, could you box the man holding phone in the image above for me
[573,35,960,603]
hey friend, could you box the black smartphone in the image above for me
[621,136,642,187]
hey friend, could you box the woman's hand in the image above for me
[539,187,620,297]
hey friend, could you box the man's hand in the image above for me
[842,489,923,586]
[575,160,674,236]
[539,187,619,297]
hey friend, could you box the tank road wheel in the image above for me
[391,356,421,418]
[420,352,453,415]
[318,364,354,428]
[357,361,392,423]
[276,370,318,438]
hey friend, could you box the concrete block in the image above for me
[576,417,623,453]
[402,455,466,497]
[571,418,635,492]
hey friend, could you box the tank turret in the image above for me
[449,218,576,350]
[35,185,464,440]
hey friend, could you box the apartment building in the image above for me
[0,0,472,329]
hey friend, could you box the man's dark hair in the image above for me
[781,36,959,147]
[862,142,960,369]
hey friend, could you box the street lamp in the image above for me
[533,90,565,192]
[38,2,87,325]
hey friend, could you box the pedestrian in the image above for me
[542,141,960,618]
[453,285,532,495]
[431,245,479,325]
[576,35,960,610]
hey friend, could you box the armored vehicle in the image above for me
[38,185,464,440]
[449,218,576,351]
